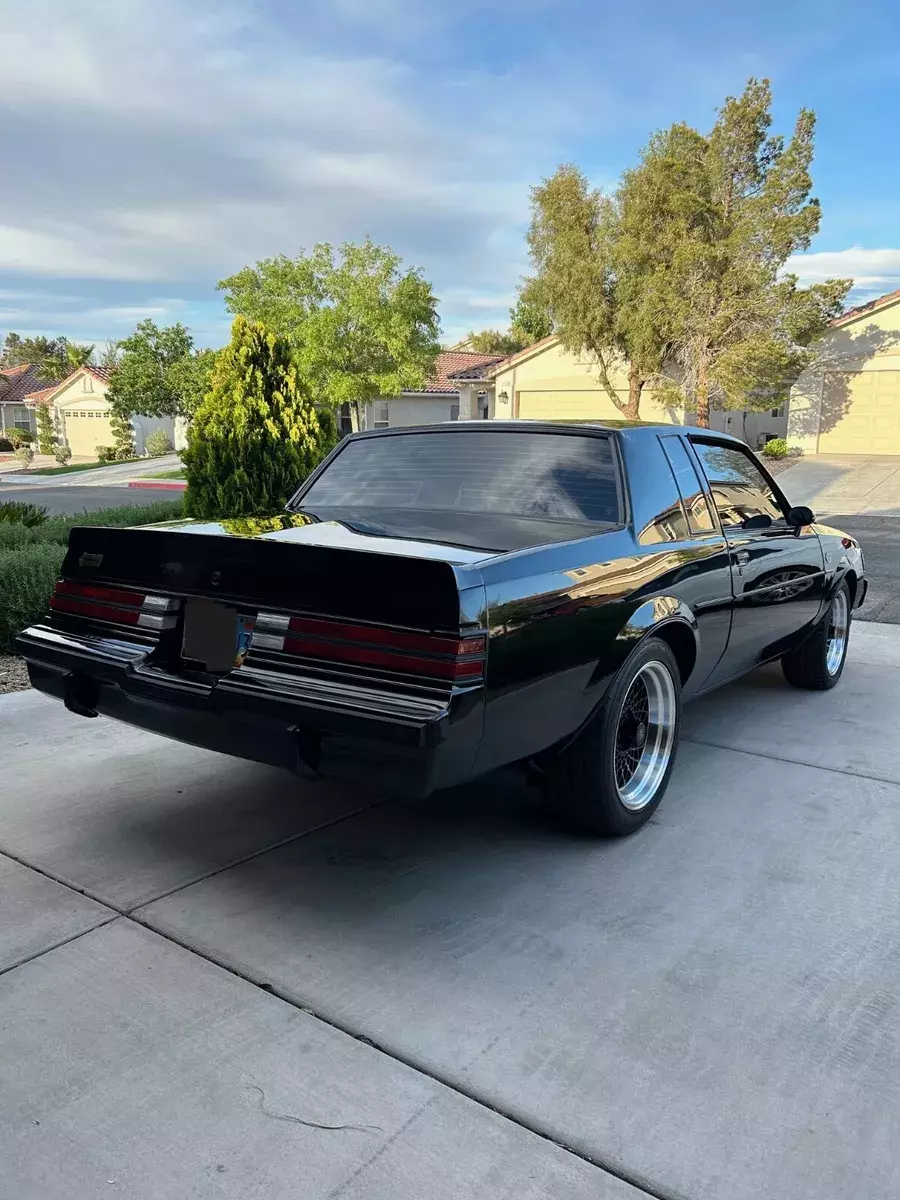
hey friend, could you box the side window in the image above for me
[691,441,784,527]
[636,442,691,545]
[660,437,716,534]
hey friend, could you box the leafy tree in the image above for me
[526,165,666,419]
[1,333,68,381]
[36,405,56,455]
[63,343,94,372]
[99,339,121,369]
[633,79,851,426]
[106,321,216,421]
[182,317,338,519]
[218,238,440,425]
[509,288,553,345]
[109,407,135,460]
[466,329,525,355]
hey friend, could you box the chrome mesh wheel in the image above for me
[614,660,678,811]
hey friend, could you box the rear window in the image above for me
[295,431,621,524]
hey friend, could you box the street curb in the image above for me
[127,480,187,491]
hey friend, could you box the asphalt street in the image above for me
[0,485,175,515]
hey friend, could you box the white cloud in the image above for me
[788,247,900,291]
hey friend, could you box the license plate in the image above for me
[182,599,255,672]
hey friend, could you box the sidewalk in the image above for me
[0,453,181,488]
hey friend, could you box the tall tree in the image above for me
[640,79,851,426]
[218,238,440,425]
[526,165,667,419]
[183,317,337,518]
[106,320,216,420]
[1,333,68,380]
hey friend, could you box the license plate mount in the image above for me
[182,598,254,672]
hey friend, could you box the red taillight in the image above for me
[256,613,486,682]
[49,580,177,630]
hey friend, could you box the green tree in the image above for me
[509,287,553,345]
[106,321,216,421]
[526,165,667,419]
[35,405,56,455]
[182,317,338,519]
[98,339,121,369]
[635,79,851,426]
[218,238,440,426]
[109,407,135,460]
[1,333,68,381]
[466,329,526,355]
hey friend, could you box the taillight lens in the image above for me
[255,613,486,682]
[49,580,178,630]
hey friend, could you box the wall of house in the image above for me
[492,342,687,424]
[364,395,458,428]
[709,407,788,448]
[789,301,900,453]
[132,415,177,456]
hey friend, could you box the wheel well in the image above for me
[653,621,697,686]
[843,570,857,608]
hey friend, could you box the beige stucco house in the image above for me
[789,287,900,455]
[24,365,178,457]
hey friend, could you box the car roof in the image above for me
[346,420,746,445]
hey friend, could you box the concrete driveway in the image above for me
[3,621,900,1199]
[780,455,900,623]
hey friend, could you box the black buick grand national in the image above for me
[19,423,866,836]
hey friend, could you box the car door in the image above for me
[690,438,826,686]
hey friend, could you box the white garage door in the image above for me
[64,410,116,457]
[818,371,900,455]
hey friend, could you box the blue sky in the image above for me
[1,0,898,351]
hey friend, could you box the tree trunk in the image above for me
[625,365,644,420]
[695,359,710,428]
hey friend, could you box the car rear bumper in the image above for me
[18,625,484,798]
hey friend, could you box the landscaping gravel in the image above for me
[0,656,30,694]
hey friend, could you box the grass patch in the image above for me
[146,468,185,480]
[0,497,185,651]
[30,458,142,476]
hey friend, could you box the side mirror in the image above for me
[788,505,815,528]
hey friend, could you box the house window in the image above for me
[770,406,783,418]
[11,406,33,430]
[373,400,390,429]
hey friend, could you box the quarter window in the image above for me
[691,441,784,527]
[660,437,716,534]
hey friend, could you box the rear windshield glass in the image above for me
[294,431,621,524]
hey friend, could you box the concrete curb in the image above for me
[126,479,187,491]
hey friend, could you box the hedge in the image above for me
[0,498,185,654]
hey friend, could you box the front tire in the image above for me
[546,637,682,837]
[781,582,851,691]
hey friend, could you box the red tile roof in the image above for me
[408,351,507,394]
[833,287,900,326]
[23,385,60,405]
[85,364,113,383]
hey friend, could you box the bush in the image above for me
[0,543,66,653]
[762,437,789,459]
[96,445,117,464]
[6,428,34,449]
[14,445,34,469]
[0,501,48,527]
[54,444,72,466]
[0,497,186,652]
[144,429,174,457]
[36,405,56,455]
[183,316,337,518]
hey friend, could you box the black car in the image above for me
[18,422,866,836]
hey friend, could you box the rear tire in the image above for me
[545,637,682,837]
[781,582,851,691]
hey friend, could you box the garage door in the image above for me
[818,371,900,454]
[64,410,116,457]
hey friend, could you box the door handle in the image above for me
[735,550,750,565]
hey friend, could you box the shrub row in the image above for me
[0,498,185,653]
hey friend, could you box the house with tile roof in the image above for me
[0,363,62,441]
[6,364,178,457]
[789,287,900,454]
[360,350,506,430]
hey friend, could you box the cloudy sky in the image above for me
[1,0,898,350]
